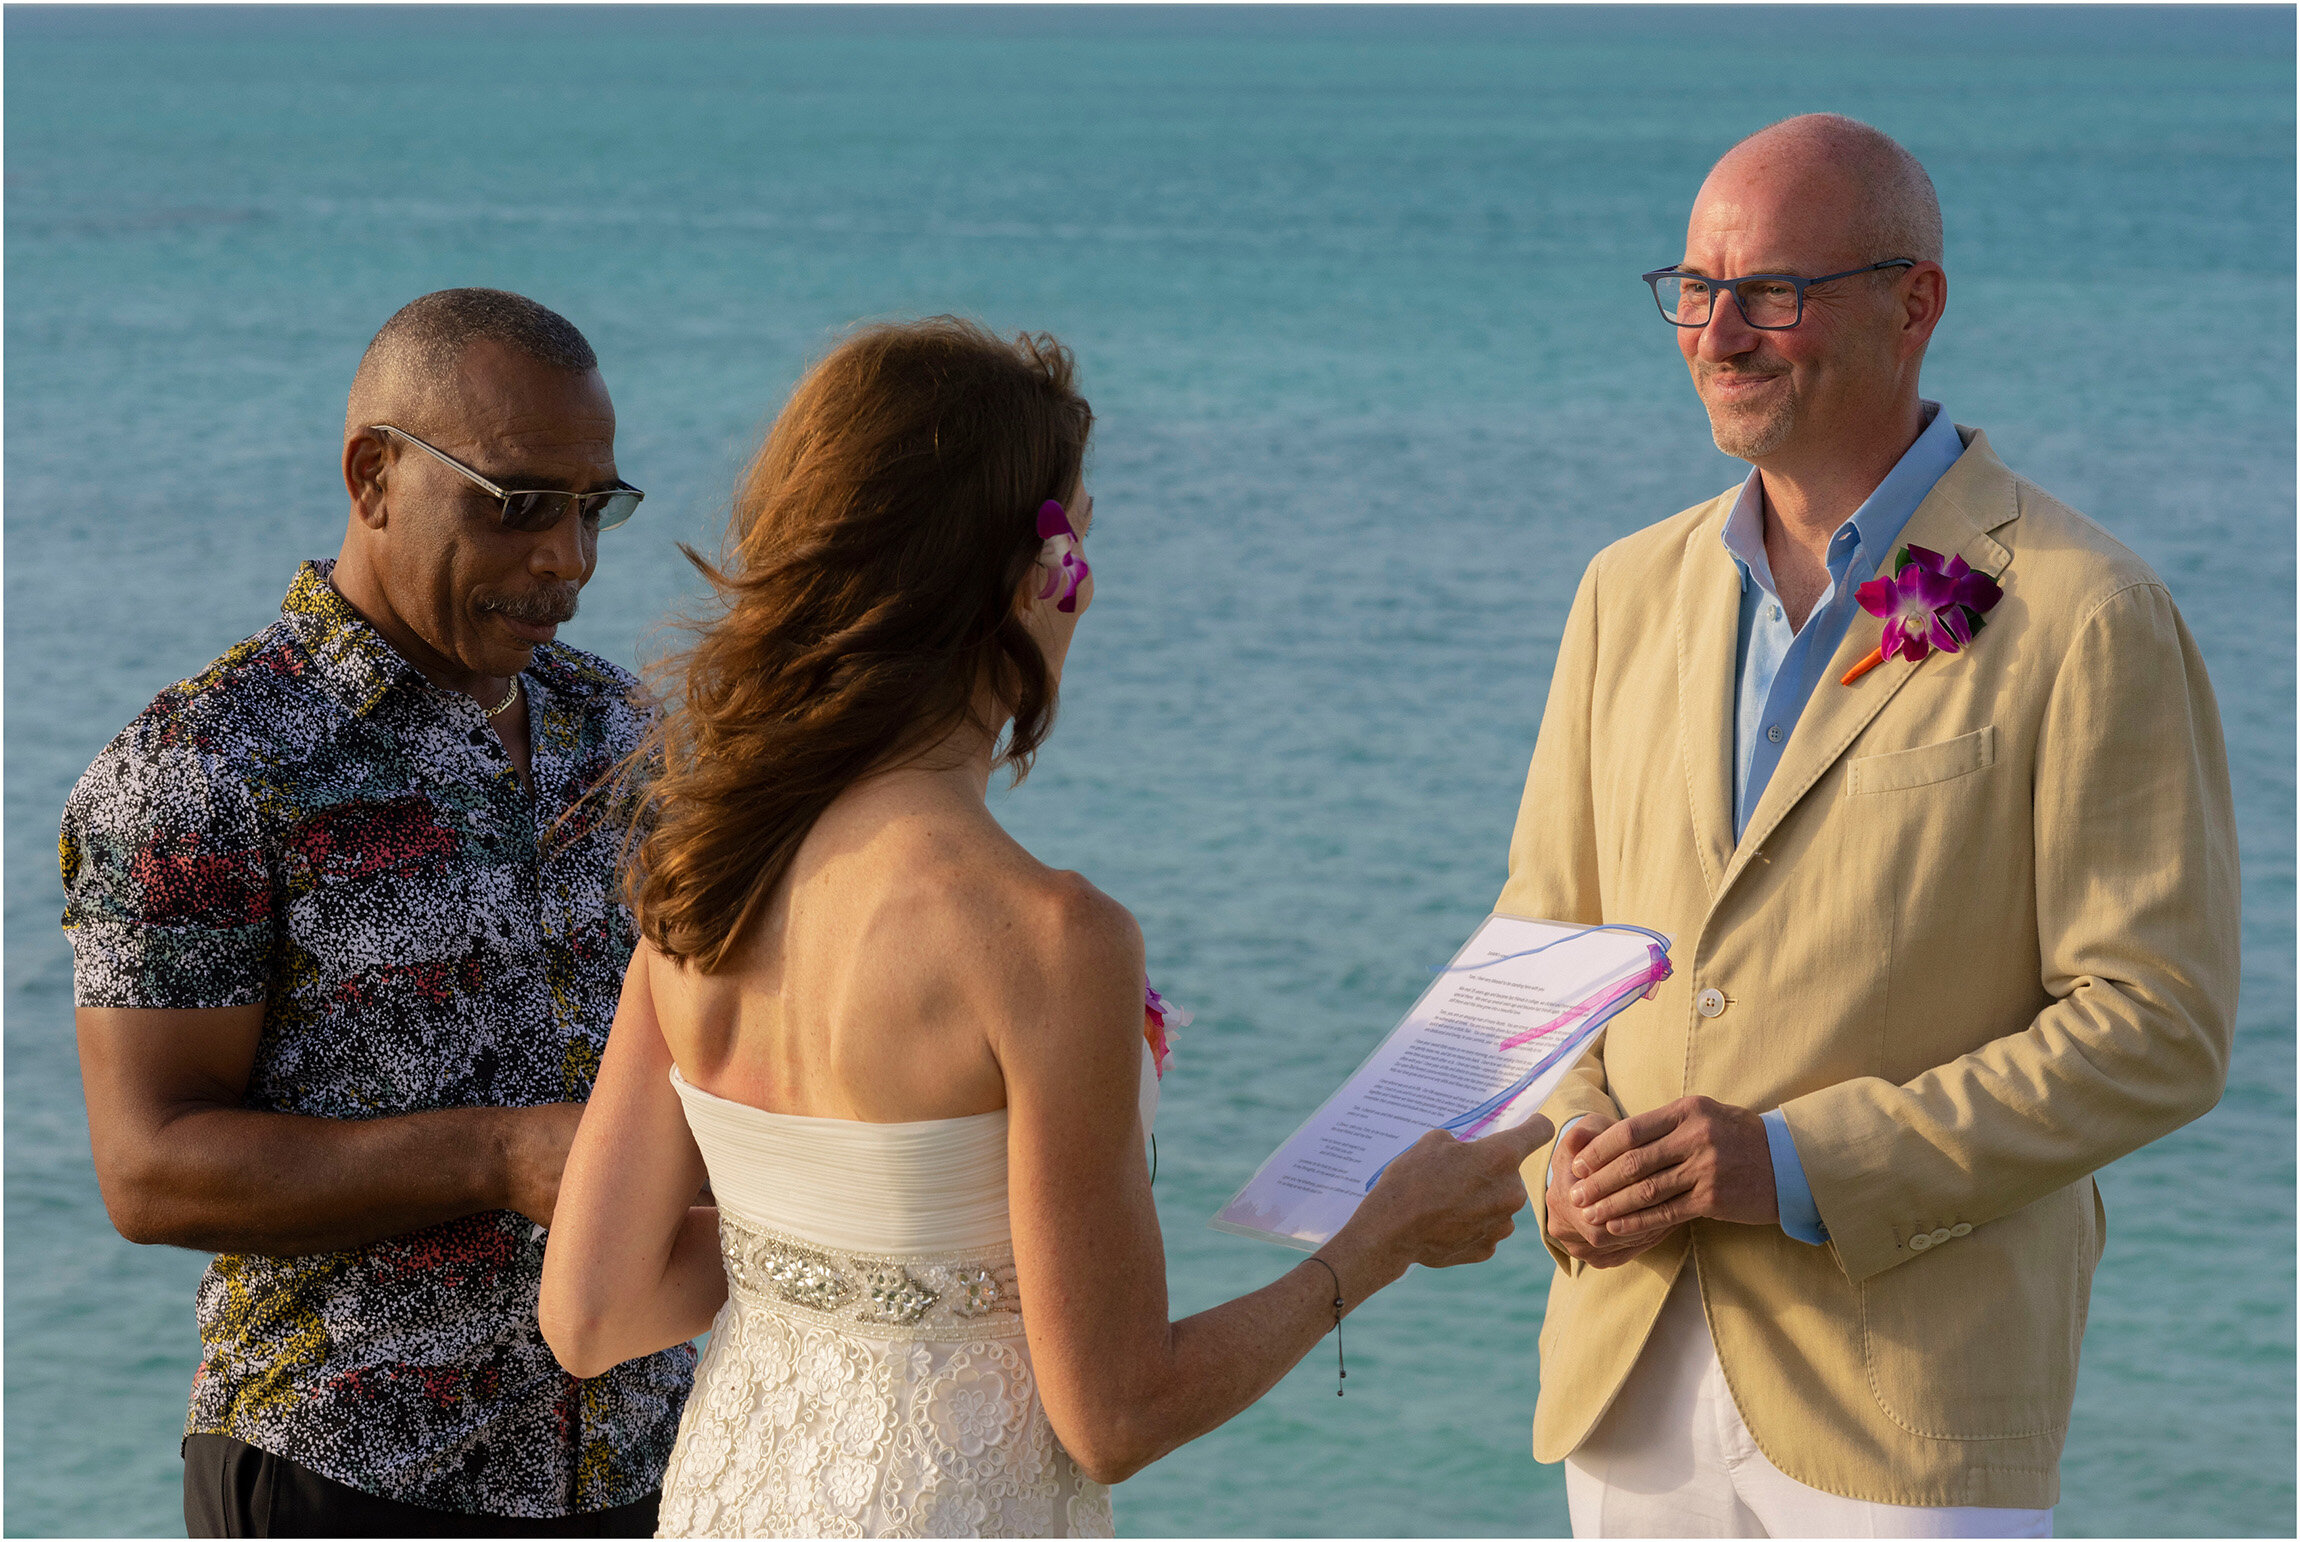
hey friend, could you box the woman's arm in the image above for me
[539,943,727,1378]
[999,880,1548,1486]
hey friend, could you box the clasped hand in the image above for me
[1543,1097,1777,1267]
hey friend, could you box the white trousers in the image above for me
[1564,1271,2053,1539]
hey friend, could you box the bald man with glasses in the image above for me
[63,289,691,1536]
[1503,116,2237,1536]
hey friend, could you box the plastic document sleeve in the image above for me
[1211,913,1672,1250]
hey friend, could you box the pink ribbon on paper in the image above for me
[1495,944,1673,1054]
[1363,929,1674,1191]
[1447,944,1673,1140]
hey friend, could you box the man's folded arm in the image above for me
[1782,583,2239,1281]
[63,743,576,1257]
[79,1004,581,1256]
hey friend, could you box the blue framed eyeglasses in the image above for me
[1641,260,1916,330]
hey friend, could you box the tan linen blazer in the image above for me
[1499,428,2238,1510]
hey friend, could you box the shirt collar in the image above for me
[281,559,426,718]
[525,634,630,703]
[281,558,623,719]
[1722,400,1962,597]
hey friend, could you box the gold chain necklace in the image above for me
[482,678,522,720]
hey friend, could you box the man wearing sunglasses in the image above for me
[63,289,690,1536]
[1500,116,2235,1534]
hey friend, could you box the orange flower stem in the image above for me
[1839,647,1886,686]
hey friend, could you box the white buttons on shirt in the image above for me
[1766,724,1784,743]
[1770,604,1783,621]
[1695,988,1727,1018]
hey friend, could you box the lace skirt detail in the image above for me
[655,1214,1114,1539]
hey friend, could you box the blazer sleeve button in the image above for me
[1929,1227,1953,1244]
[1949,1223,1972,1238]
[1908,1232,1933,1251]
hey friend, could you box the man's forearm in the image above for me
[98,1103,529,1256]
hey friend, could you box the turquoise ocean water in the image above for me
[6,7,2292,1536]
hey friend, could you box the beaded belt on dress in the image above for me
[717,1210,1027,1340]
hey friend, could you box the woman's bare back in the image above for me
[647,766,1112,1123]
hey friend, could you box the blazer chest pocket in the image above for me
[1847,725,1994,795]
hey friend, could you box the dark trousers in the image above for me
[184,1435,661,1538]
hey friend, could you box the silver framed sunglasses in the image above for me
[368,423,644,532]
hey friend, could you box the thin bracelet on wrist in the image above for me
[1305,1256,1347,1396]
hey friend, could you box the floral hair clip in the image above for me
[1841,544,2004,685]
[1035,500,1089,614]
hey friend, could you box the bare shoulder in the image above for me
[927,842,1140,984]
[1012,866,1143,979]
[822,802,1139,993]
[953,855,1143,1056]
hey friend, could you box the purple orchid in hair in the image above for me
[1036,500,1089,614]
[1843,544,2004,684]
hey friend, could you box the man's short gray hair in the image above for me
[351,288,598,405]
[1729,113,1944,265]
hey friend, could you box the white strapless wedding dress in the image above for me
[653,1050,1158,1538]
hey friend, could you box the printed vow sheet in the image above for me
[1212,914,1672,1250]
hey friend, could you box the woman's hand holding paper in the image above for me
[1340,1114,1556,1278]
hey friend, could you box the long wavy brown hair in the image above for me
[623,317,1094,972]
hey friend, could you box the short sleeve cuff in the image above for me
[1763,1108,1829,1245]
[67,919,273,1010]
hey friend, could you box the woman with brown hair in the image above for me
[539,317,1547,1538]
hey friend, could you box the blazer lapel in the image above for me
[1676,503,1744,896]
[1722,429,2021,891]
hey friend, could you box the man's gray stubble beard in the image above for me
[1704,381,1796,461]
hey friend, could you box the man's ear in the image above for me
[1899,262,1948,356]
[343,430,391,529]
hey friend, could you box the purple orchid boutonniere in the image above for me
[1841,544,2004,685]
[1036,500,1089,613]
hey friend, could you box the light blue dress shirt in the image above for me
[1729,401,1965,1245]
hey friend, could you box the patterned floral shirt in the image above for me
[59,561,693,1517]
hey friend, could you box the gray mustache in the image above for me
[484,585,580,626]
